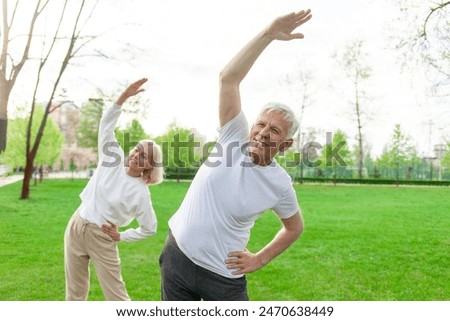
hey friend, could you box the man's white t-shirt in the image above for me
[169,111,299,278]
[79,104,157,242]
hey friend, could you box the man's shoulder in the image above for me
[218,111,249,144]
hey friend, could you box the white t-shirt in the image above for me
[169,111,299,278]
[79,104,157,242]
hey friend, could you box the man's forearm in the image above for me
[220,29,273,85]
[255,226,301,267]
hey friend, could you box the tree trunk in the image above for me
[21,154,34,199]
[0,118,6,152]
[396,161,400,187]
[20,111,48,198]
[357,128,363,179]
[355,88,364,179]
[0,80,10,152]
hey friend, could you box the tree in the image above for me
[376,124,418,182]
[77,98,104,152]
[441,143,450,177]
[78,90,150,154]
[155,122,203,180]
[283,64,315,182]
[1,0,44,152]
[1,106,64,169]
[393,0,450,94]
[115,119,149,154]
[69,157,77,180]
[2,0,100,199]
[319,130,352,181]
[300,128,321,179]
[283,63,314,152]
[336,39,372,179]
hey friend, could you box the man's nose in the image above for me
[259,127,270,138]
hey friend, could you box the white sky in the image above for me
[8,0,450,157]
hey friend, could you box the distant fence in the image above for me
[293,177,450,187]
[163,165,450,186]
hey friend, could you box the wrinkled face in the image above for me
[128,142,153,172]
[248,110,293,166]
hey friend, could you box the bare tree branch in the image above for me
[25,0,69,156]
[10,0,44,87]
[75,0,99,38]
[15,0,101,198]
[423,1,450,38]
[8,0,19,29]
[29,0,84,160]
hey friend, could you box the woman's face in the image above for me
[128,142,153,172]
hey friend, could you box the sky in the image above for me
[8,0,450,158]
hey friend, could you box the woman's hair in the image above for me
[258,102,299,139]
[138,139,164,185]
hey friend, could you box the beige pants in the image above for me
[64,208,130,301]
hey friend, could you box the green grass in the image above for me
[0,180,449,300]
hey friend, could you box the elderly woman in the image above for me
[64,78,164,301]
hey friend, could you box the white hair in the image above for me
[258,102,299,139]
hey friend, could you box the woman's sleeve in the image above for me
[98,104,122,162]
[119,199,157,242]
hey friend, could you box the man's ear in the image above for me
[280,139,293,152]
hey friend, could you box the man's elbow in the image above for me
[292,217,304,241]
[292,225,303,241]
[219,70,231,85]
[219,69,239,87]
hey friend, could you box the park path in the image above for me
[0,175,23,188]
[0,171,91,188]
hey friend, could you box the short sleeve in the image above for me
[217,110,249,145]
[272,185,300,219]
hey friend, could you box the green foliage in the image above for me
[1,106,64,169]
[78,99,149,156]
[393,1,450,95]
[276,130,354,180]
[341,39,372,81]
[275,149,300,169]
[77,99,104,152]
[0,180,449,300]
[69,159,77,172]
[115,119,149,155]
[441,143,450,174]
[376,124,419,180]
[319,130,353,178]
[154,123,203,171]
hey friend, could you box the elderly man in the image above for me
[160,9,312,301]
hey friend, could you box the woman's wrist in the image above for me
[115,94,128,106]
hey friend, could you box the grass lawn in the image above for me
[0,179,449,301]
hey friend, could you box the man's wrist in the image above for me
[255,252,268,268]
[261,28,276,42]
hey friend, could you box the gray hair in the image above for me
[258,102,299,139]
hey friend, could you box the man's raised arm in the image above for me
[218,9,312,127]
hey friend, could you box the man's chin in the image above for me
[248,148,265,159]
[248,146,263,154]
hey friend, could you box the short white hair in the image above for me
[258,102,299,139]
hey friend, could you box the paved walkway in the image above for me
[0,175,23,188]
[0,171,92,188]
[0,170,191,188]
